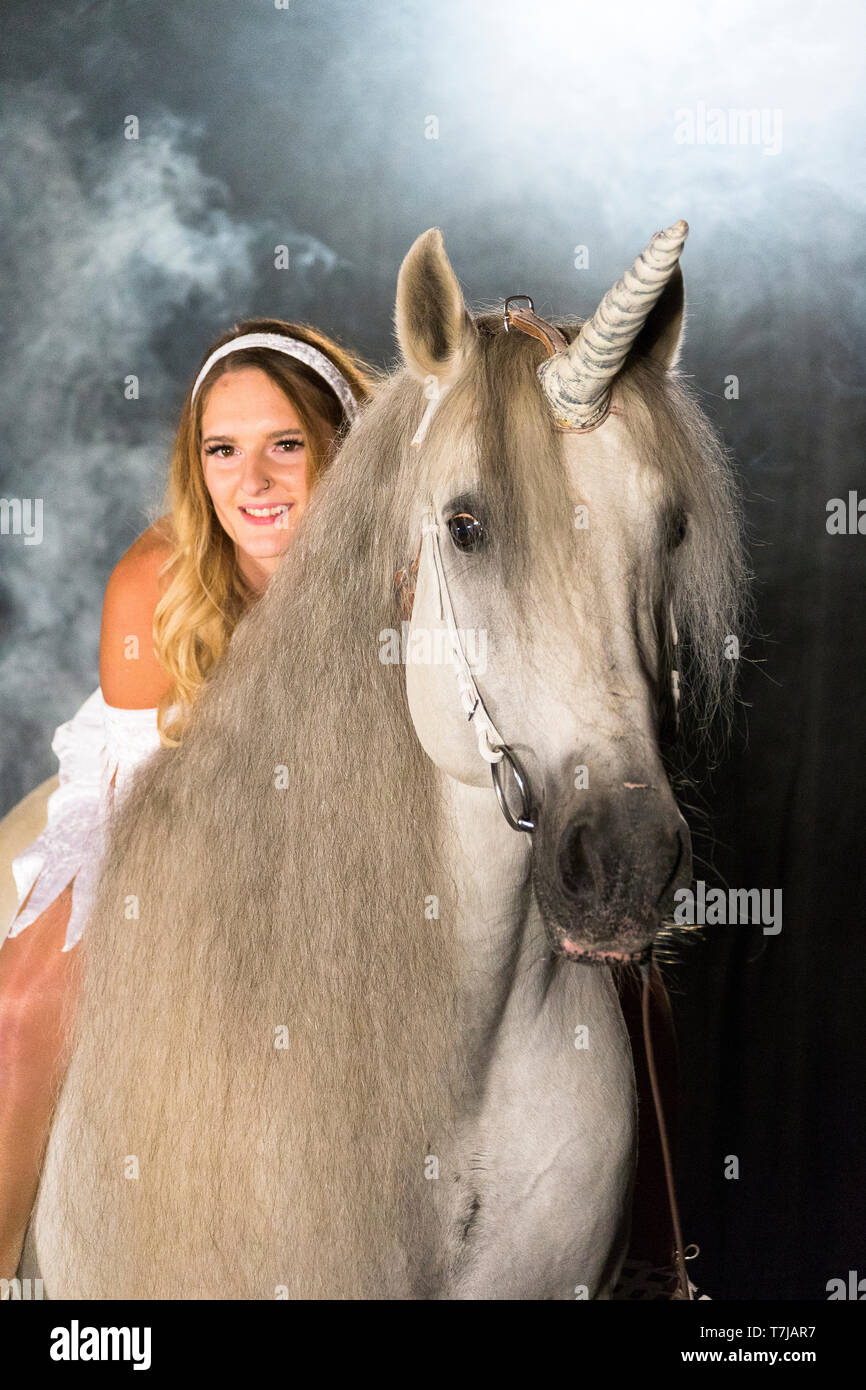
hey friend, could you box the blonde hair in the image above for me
[153,317,376,745]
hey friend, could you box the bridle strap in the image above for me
[420,512,534,829]
[420,510,508,765]
[505,302,615,432]
[505,303,569,355]
[396,510,536,832]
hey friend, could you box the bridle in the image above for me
[396,295,696,1299]
[418,509,537,833]
[397,298,590,832]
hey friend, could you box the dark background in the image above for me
[1,0,864,1299]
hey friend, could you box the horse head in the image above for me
[394,224,735,966]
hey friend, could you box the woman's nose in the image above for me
[238,449,273,493]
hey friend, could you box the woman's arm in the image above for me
[5,523,174,951]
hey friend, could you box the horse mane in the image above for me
[51,310,746,1297]
[56,370,466,1298]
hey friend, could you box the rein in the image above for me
[396,297,696,1300]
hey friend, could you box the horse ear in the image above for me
[628,264,686,371]
[395,228,476,382]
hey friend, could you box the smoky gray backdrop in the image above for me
[1,0,864,1300]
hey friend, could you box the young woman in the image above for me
[0,318,374,1278]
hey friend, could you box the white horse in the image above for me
[23,222,744,1298]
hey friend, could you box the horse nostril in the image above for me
[657,826,690,906]
[557,811,690,910]
[558,820,603,897]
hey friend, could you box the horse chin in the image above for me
[546,921,657,968]
[535,868,660,965]
[554,936,654,967]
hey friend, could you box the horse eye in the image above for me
[671,510,688,548]
[448,512,485,551]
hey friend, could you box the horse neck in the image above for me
[439,772,606,1045]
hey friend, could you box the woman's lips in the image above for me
[237,503,293,527]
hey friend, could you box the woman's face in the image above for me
[200,366,316,591]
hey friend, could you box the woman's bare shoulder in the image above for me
[99,517,176,708]
[122,515,175,563]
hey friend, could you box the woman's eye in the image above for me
[448,512,485,551]
[203,440,303,458]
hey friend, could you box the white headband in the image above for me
[190,331,360,423]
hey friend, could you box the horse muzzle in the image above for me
[531,789,693,965]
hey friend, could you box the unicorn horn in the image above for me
[538,221,689,429]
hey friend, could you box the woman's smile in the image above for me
[237,501,294,526]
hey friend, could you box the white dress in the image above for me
[5,687,164,952]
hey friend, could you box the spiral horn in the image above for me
[538,220,689,429]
